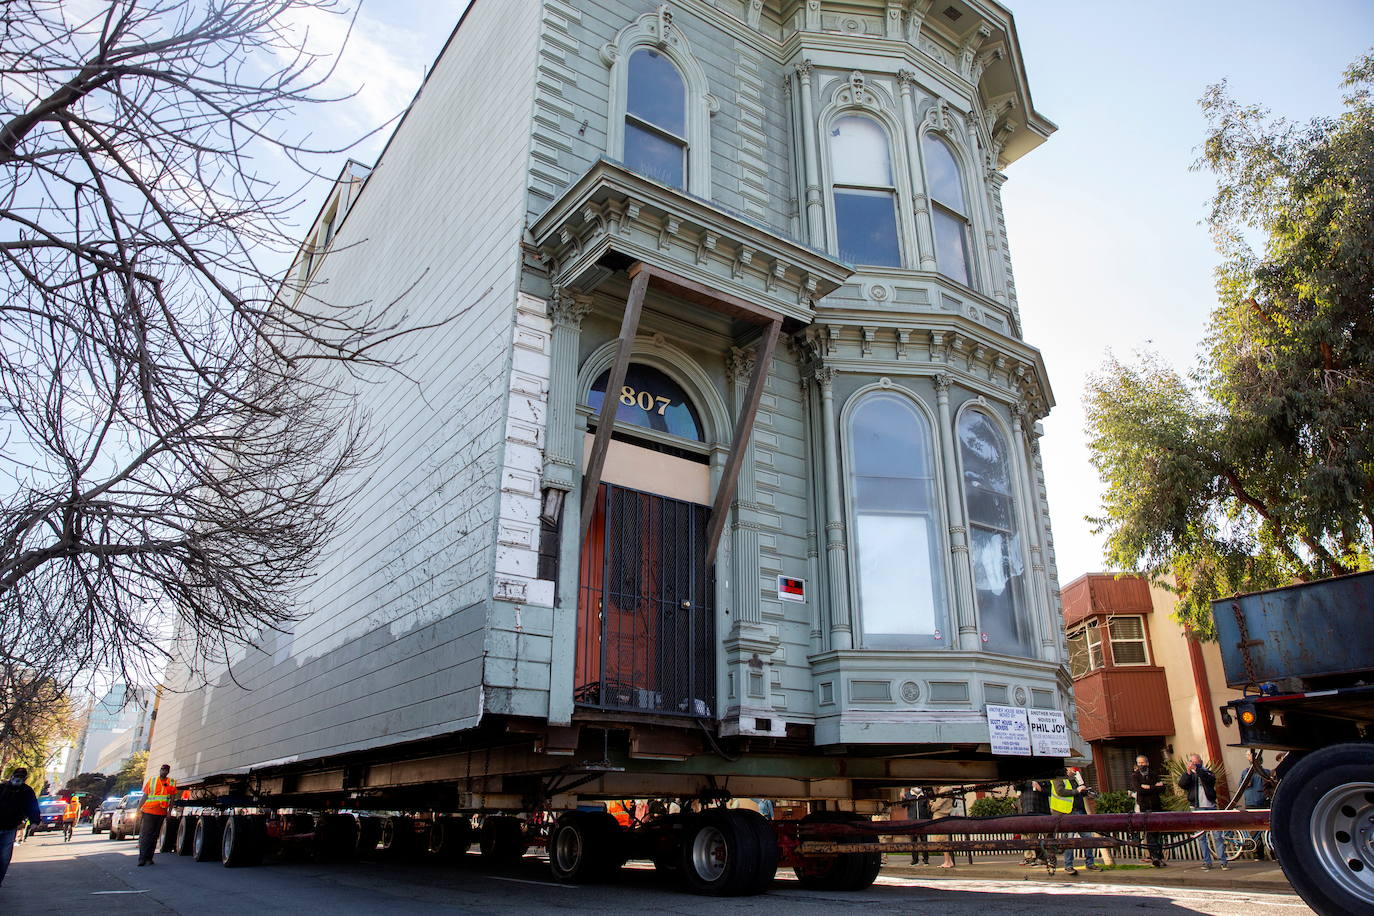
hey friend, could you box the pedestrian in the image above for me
[929,789,956,868]
[0,767,43,888]
[903,787,931,864]
[1049,766,1101,875]
[136,763,176,867]
[1131,755,1167,867]
[1177,753,1228,871]
[1239,748,1273,860]
[1017,779,1049,865]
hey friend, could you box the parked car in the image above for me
[92,797,121,834]
[108,792,144,841]
[27,800,68,836]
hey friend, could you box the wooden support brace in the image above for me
[704,317,781,564]
[580,264,650,538]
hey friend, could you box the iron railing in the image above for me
[575,482,715,718]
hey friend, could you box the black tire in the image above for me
[356,816,384,858]
[378,815,415,858]
[158,817,179,853]
[192,816,224,862]
[792,812,881,891]
[1270,742,1374,916]
[175,816,197,856]
[314,814,360,862]
[679,809,777,897]
[92,824,103,835]
[221,815,265,867]
[108,826,120,841]
[548,811,623,883]
[427,816,474,860]
[479,816,528,864]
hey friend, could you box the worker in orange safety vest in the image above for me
[137,764,175,866]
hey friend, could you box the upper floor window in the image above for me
[1107,616,1150,665]
[625,49,687,190]
[830,116,902,268]
[1067,623,1104,678]
[958,409,1032,657]
[923,135,973,287]
[588,363,703,442]
[847,392,947,647]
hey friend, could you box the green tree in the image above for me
[1087,53,1374,636]
[111,750,148,796]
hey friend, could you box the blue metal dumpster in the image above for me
[1211,570,1374,688]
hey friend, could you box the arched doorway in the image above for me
[575,363,715,718]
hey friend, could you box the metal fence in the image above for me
[944,830,1261,862]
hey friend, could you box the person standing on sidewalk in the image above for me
[1131,755,1167,867]
[1017,779,1049,866]
[1177,753,1228,871]
[136,764,176,867]
[903,787,932,864]
[1239,748,1273,860]
[1050,767,1100,875]
[0,768,42,888]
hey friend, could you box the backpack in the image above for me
[0,782,32,829]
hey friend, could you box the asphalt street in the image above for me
[3,829,1315,915]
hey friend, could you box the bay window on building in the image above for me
[829,115,902,267]
[923,134,973,286]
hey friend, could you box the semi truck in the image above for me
[1214,570,1374,916]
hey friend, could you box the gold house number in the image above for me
[619,385,673,415]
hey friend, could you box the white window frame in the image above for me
[921,131,976,289]
[1067,623,1105,678]
[1107,615,1151,666]
[827,114,904,268]
[603,13,716,198]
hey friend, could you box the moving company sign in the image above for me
[985,705,1070,757]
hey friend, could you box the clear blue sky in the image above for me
[335,0,1374,581]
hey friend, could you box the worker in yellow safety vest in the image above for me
[1049,767,1100,875]
[136,764,176,867]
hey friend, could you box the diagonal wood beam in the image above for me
[580,264,650,538]
[704,317,781,564]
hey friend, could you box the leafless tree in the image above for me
[0,0,415,715]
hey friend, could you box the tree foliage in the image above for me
[65,771,114,804]
[111,749,148,795]
[1087,53,1374,635]
[0,1,417,719]
[0,664,75,773]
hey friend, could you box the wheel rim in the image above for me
[223,820,235,859]
[690,825,728,883]
[1309,781,1374,903]
[554,824,583,872]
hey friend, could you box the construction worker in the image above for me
[137,764,176,866]
[1050,766,1100,875]
[62,794,80,841]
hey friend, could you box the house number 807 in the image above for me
[619,386,672,415]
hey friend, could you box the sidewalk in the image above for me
[880,855,1297,894]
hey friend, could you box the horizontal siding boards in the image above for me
[150,0,545,780]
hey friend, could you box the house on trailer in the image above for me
[152,0,1074,803]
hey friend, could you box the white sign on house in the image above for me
[1028,709,1071,757]
[985,704,1032,756]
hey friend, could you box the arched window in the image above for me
[848,392,947,647]
[958,410,1032,656]
[923,134,973,287]
[830,116,902,268]
[589,364,703,441]
[624,49,688,190]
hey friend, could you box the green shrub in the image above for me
[969,795,1017,818]
[1093,790,1135,814]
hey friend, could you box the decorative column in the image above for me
[1012,404,1057,662]
[934,374,980,650]
[728,346,762,626]
[795,60,826,250]
[815,365,853,650]
[543,290,592,494]
[897,70,937,271]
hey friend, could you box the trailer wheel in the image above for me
[792,812,881,891]
[221,815,265,867]
[1271,743,1374,916]
[176,815,197,855]
[479,816,528,864]
[378,815,415,858]
[679,809,777,897]
[315,813,360,861]
[428,816,474,860]
[548,811,622,883]
[356,816,384,858]
[158,816,179,853]
[192,815,224,862]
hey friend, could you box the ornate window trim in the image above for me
[919,101,984,289]
[838,382,954,650]
[601,8,717,199]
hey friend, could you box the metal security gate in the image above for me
[575,482,715,717]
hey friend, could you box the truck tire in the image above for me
[221,815,265,867]
[548,811,623,883]
[479,816,528,864]
[356,816,384,858]
[378,815,415,858]
[176,816,197,855]
[679,809,777,896]
[792,811,881,891]
[158,816,179,853]
[428,816,473,860]
[192,815,224,862]
[1271,742,1374,916]
[314,813,360,861]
